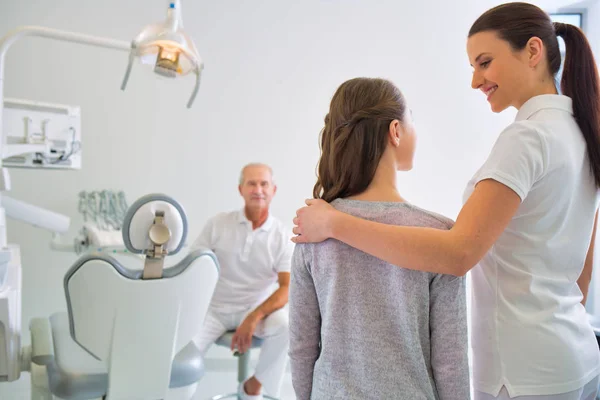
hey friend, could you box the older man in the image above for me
[191,163,293,400]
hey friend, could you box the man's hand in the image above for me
[292,199,337,243]
[231,312,261,354]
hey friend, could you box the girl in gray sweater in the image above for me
[289,77,470,400]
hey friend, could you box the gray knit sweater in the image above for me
[289,199,470,400]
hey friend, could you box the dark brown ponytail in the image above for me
[554,21,600,186]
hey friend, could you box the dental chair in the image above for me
[25,194,219,400]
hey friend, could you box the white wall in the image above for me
[0,0,597,397]
[0,0,503,333]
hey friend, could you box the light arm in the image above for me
[187,68,201,109]
[1,195,70,234]
[0,25,130,158]
[0,25,130,143]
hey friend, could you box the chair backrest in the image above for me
[63,194,219,399]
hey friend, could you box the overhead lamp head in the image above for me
[120,1,203,108]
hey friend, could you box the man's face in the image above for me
[238,166,277,211]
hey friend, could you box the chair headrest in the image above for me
[122,194,188,256]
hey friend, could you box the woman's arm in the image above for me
[579,210,598,306]
[429,274,470,399]
[294,179,521,276]
[288,245,321,400]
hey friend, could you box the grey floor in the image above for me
[0,363,297,400]
[193,370,296,400]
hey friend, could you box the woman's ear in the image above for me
[389,119,401,147]
[526,36,544,68]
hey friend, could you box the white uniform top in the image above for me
[464,94,600,397]
[190,209,294,313]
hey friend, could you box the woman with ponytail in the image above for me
[288,78,470,399]
[293,2,600,399]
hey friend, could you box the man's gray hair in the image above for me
[239,163,275,185]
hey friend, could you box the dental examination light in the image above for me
[0,0,203,383]
[121,0,204,108]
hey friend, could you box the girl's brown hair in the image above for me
[313,78,407,202]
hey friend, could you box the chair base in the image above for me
[210,333,280,400]
[31,362,197,400]
[209,394,279,400]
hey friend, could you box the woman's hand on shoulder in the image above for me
[292,199,337,244]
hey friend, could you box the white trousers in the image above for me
[475,375,600,400]
[193,305,289,396]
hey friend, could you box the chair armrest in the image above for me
[30,318,55,365]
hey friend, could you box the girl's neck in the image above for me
[346,161,406,203]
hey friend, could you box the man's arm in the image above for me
[579,210,598,306]
[232,231,294,353]
[231,272,290,354]
[251,234,294,319]
[250,272,290,320]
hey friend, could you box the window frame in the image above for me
[549,10,585,32]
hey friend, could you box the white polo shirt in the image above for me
[190,209,294,313]
[464,94,600,397]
